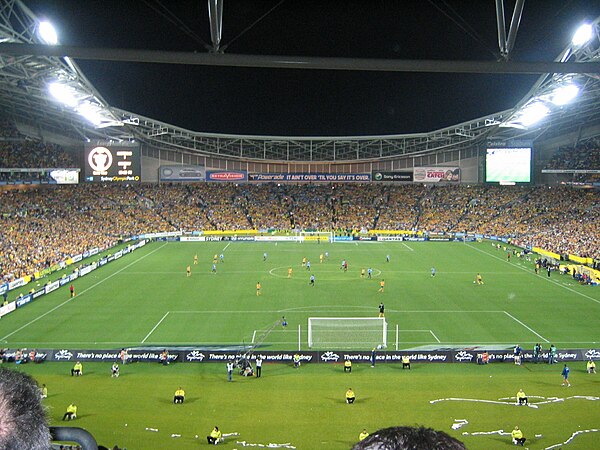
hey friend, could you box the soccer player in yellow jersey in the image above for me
[475,273,484,285]
[186,265,191,277]
[256,282,261,296]
[213,254,218,265]
[378,279,385,293]
[288,267,293,278]
[302,257,307,267]
[359,429,369,441]
[361,268,365,278]
[320,254,324,263]
[193,254,198,265]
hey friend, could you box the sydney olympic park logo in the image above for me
[87,146,137,176]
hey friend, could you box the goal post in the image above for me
[307,317,388,349]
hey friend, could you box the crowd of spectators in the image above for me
[1,182,598,282]
[0,140,76,169]
[544,137,600,182]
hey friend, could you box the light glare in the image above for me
[38,21,58,45]
[572,23,593,46]
[48,82,78,107]
[519,103,550,127]
[551,84,579,106]
[77,103,103,126]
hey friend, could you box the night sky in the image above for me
[24,0,597,136]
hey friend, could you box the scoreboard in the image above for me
[85,144,141,182]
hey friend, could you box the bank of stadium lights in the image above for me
[572,23,593,47]
[550,83,580,106]
[38,21,58,45]
[518,102,550,127]
[76,102,104,126]
[48,82,78,107]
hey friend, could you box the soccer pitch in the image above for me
[2,240,599,350]
[2,241,600,449]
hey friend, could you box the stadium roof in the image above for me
[0,0,599,161]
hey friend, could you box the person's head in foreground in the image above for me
[351,425,466,450]
[0,367,51,450]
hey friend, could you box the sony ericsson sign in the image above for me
[85,144,141,183]
[372,171,413,182]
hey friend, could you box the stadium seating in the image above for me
[0,182,598,283]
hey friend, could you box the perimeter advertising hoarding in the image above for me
[206,170,248,182]
[372,171,413,182]
[159,165,206,182]
[249,173,370,182]
[20,348,597,363]
[85,144,141,182]
[413,167,460,183]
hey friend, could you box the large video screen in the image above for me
[485,147,532,183]
[85,144,141,182]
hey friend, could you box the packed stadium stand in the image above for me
[1,179,598,283]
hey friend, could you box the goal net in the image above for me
[308,317,387,349]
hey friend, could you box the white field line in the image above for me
[467,243,600,305]
[503,310,550,343]
[251,330,257,343]
[401,242,414,251]
[430,330,441,343]
[142,312,170,343]
[1,243,168,342]
[222,242,231,252]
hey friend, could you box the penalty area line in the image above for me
[142,312,170,343]
[1,242,168,342]
[430,330,441,343]
[504,311,549,343]
[401,242,414,252]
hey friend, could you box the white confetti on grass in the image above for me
[462,429,511,436]
[236,441,296,448]
[431,395,599,408]
[451,419,469,430]
[545,429,599,449]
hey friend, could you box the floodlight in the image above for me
[551,84,580,106]
[77,103,103,126]
[38,21,58,45]
[519,102,549,126]
[48,82,78,107]
[572,23,593,47]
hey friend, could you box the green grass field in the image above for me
[2,241,600,449]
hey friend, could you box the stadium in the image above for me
[0,1,599,449]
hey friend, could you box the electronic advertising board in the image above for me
[485,147,532,184]
[85,144,141,183]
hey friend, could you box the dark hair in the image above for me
[0,367,51,449]
[351,426,466,450]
